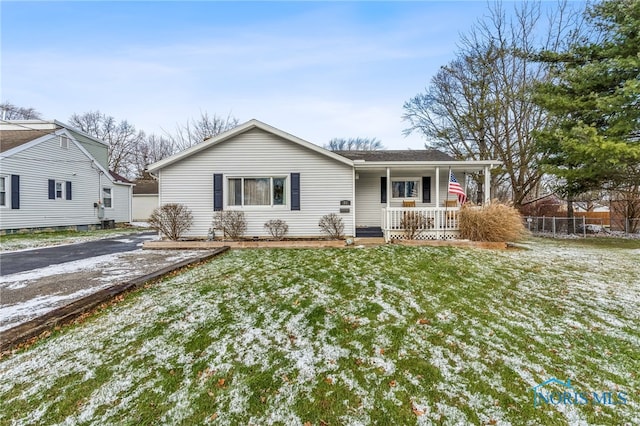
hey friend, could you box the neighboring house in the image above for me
[147,119,500,241]
[0,120,133,233]
[132,178,159,221]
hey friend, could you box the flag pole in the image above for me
[463,172,467,205]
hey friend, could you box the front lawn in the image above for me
[1,240,638,425]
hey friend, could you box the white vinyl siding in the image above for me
[0,134,131,230]
[159,128,354,237]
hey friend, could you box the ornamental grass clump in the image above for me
[459,202,527,242]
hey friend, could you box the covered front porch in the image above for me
[351,160,497,242]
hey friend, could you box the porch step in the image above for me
[356,227,384,238]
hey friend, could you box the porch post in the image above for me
[484,166,491,205]
[435,166,440,207]
[352,168,356,238]
[435,166,440,238]
[386,167,391,239]
[386,167,391,209]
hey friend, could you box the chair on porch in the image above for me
[400,200,416,231]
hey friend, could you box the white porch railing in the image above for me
[381,207,461,241]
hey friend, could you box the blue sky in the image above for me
[3,1,496,149]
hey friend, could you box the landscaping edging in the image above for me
[0,247,229,353]
[144,240,352,249]
[144,238,507,250]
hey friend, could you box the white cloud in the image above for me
[2,2,480,149]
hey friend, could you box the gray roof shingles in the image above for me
[333,149,456,162]
[0,129,58,153]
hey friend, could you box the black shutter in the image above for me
[11,175,20,209]
[48,179,55,199]
[213,173,223,211]
[422,176,431,203]
[66,181,72,200]
[380,177,387,203]
[291,173,300,211]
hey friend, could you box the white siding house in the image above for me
[0,121,133,232]
[148,119,501,241]
[149,121,354,238]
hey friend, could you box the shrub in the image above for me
[400,211,428,240]
[148,203,193,241]
[212,211,247,240]
[264,219,289,240]
[459,202,527,242]
[318,213,344,239]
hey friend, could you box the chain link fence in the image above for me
[524,216,640,238]
[524,216,607,238]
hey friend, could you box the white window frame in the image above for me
[227,176,287,208]
[60,135,70,149]
[391,177,420,200]
[55,181,63,199]
[0,176,7,207]
[102,187,113,208]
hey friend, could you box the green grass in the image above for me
[1,239,638,425]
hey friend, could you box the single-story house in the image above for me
[132,178,159,221]
[0,120,133,233]
[147,119,500,241]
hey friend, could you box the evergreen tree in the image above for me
[534,0,640,200]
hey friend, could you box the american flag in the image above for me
[448,170,467,204]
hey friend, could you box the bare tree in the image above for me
[68,111,145,177]
[0,101,42,120]
[403,1,584,207]
[325,137,384,151]
[132,134,175,179]
[164,111,239,152]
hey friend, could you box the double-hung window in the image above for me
[55,182,63,199]
[228,177,286,207]
[392,179,419,199]
[0,176,6,207]
[103,187,112,208]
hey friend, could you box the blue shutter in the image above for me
[48,179,55,199]
[291,173,300,211]
[422,177,431,203]
[380,177,387,203]
[66,181,72,200]
[213,174,223,211]
[11,175,20,209]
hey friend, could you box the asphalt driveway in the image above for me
[0,232,157,276]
